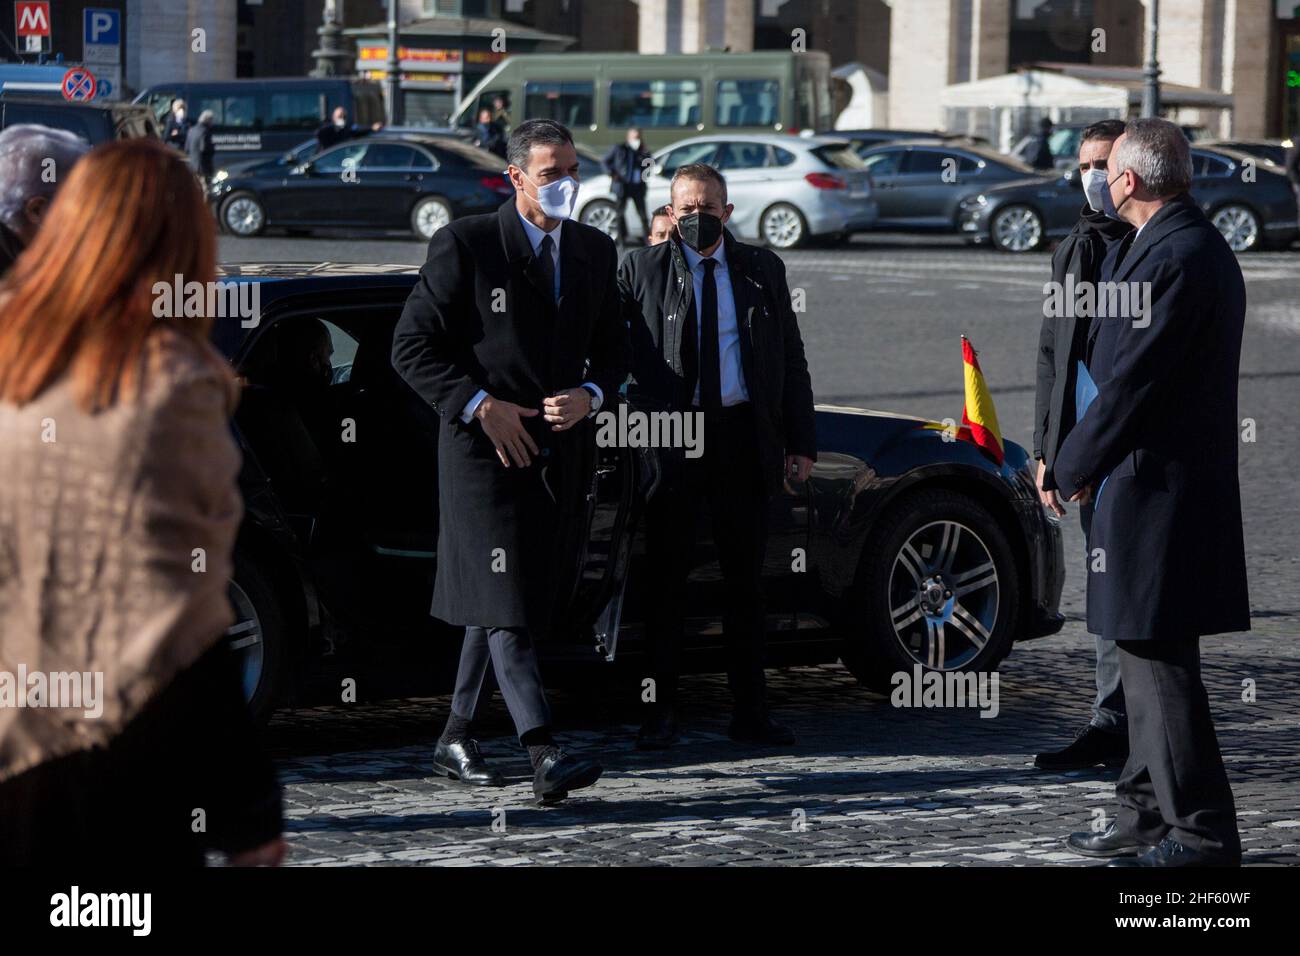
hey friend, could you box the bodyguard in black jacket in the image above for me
[619,162,816,749]
[392,120,629,805]
[1056,119,1248,867]
[1032,119,1133,774]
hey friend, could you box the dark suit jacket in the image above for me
[618,231,816,494]
[392,199,630,633]
[603,142,652,197]
[1034,203,1132,488]
[1052,195,1250,641]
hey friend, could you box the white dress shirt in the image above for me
[681,240,749,407]
[460,211,603,422]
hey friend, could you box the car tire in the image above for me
[840,488,1020,694]
[411,195,453,240]
[989,204,1044,253]
[226,550,287,724]
[579,199,621,240]
[1210,203,1261,252]
[219,191,267,238]
[760,202,808,249]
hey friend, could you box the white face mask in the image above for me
[629,138,642,150]
[520,170,578,220]
[174,108,185,119]
[1083,167,1125,220]
[334,117,347,128]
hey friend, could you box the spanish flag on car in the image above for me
[960,335,1004,465]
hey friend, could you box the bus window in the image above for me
[196,93,260,129]
[609,80,700,128]
[461,89,511,130]
[715,80,778,127]
[523,81,593,128]
[266,90,324,131]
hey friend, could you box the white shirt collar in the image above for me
[680,239,726,271]
[517,210,562,254]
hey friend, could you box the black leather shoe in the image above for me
[1066,824,1146,858]
[729,711,796,746]
[1035,724,1128,771]
[637,708,680,750]
[532,751,603,805]
[433,738,505,787]
[1108,836,1240,868]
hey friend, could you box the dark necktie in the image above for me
[698,258,722,411]
[536,234,557,304]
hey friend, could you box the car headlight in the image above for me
[959,194,988,209]
[212,170,229,184]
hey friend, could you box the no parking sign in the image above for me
[61,66,97,102]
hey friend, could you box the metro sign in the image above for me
[14,1,51,53]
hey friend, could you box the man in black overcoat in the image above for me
[392,119,630,804]
[1056,119,1249,867]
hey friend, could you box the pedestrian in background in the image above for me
[1033,118,1133,773]
[604,126,653,246]
[0,139,284,867]
[186,108,216,189]
[473,107,507,159]
[0,124,88,278]
[163,96,192,151]
[647,204,674,245]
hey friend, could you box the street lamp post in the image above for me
[1141,0,1161,118]
[385,0,403,126]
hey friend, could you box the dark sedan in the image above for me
[959,145,1299,252]
[858,140,1040,232]
[211,267,1065,722]
[211,134,513,240]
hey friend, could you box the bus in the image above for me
[449,51,833,151]
[133,77,385,169]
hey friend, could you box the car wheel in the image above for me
[989,204,1044,252]
[1210,203,1260,252]
[760,202,807,249]
[580,199,620,240]
[220,191,266,237]
[840,488,1020,693]
[411,196,453,240]
[226,550,286,724]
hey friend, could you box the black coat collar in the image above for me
[1112,193,1201,283]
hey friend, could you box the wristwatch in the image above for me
[581,384,601,413]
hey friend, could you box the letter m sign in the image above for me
[14,2,51,53]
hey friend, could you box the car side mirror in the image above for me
[1061,168,1080,188]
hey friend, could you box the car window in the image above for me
[321,320,359,384]
[1196,153,1233,177]
[2,103,99,143]
[523,81,593,128]
[772,146,796,167]
[862,149,903,176]
[714,79,779,127]
[812,144,868,169]
[657,141,720,175]
[313,142,367,173]
[959,154,984,173]
[903,149,954,176]
[360,143,419,168]
[609,80,701,128]
[716,142,770,170]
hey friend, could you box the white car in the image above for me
[574,134,877,249]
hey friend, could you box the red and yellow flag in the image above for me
[960,335,1004,465]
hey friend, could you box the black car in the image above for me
[211,135,514,240]
[858,140,1039,232]
[823,128,988,156]
[0,93,159,143]
[211,267,1065,721]
[959,145,1299,252]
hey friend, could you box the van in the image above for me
[134,77,385,169]
[0,94,159,144]
[450,51,833,151]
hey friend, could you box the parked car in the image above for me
[858,140,1038,232]
[215,126,479,179]
[211,134,514,240]
[0,93,159,143]
[825,128,990,157]
[575,133,877,249]
[208,267,1065,721]
[1011,121,1211,171]
[1199,139,1290,168]
[959,145,1299,252]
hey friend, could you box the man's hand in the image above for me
[542,388,592,432]
[476,396,540,467]
[228,836,286,867]
[785,454,814,483]
[1069,484,1093,505]
[1036,459,1067,517]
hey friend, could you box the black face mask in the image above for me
[676,212,723,252]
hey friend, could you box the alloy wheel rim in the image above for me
[418,200,451,239]
[225,580,264,704]
[994,208,1041,251]
[888,520,999,670]
[1212,207,1257,251]
[226,197,263,236]
[584,204,619,239]
[764,207,802,247]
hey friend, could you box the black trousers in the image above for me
[644,403,768,712]
[1114,637,1240,859]
[449,625,551,740]
[615,184,650,242]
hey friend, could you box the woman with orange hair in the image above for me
[0,139,284,866]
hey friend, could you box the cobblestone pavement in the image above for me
[268,616,1300,866]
